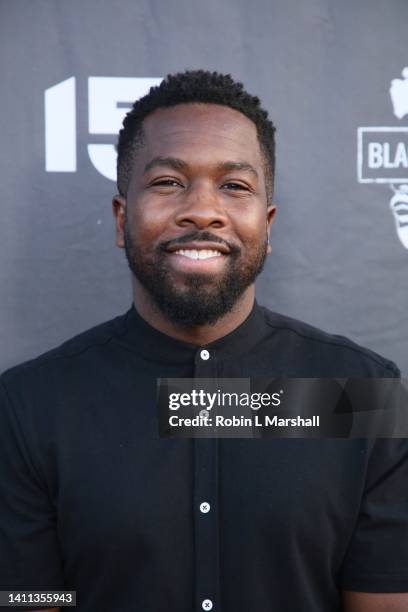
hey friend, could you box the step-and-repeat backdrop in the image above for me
[1,0,407,374]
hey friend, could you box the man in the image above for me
[0,70,407,612]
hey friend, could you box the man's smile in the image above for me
[166,248,229,273]
[165,240,231,255]
[163,239,232,274]
[174,249,223,259]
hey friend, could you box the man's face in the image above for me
[113,103,276,326]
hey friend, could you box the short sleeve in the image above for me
[0,377,64,609]
[338,437,408,592]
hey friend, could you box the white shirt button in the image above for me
[200,349,210,360]
[200,502,211,513]
[202,599,213,610]
[199,409,209,419]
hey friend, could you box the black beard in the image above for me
[124,224,268,327]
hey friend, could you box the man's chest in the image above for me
[53,416,367,569]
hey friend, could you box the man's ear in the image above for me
[112,195,127,248]
[266,204,277,254]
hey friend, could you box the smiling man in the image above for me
[115,79,276,341]
[0,70,407,612]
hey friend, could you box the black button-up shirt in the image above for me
[0,300,407,611]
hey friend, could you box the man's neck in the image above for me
[131,282,255,346]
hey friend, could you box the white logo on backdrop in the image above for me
[357,67,408,249]
[44,76,162,180]
[390,67,408,119]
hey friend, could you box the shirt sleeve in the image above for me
[338,437,408,592]
[0,377,64,609]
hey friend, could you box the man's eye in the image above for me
[222,182,249,191]
[152,179,182,187]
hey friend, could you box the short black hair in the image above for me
[116,69,276,201]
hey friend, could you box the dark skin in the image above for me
[113,103,276,345]
[342,593,408,611]
[28,104,407,612]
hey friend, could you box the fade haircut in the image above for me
[116,70,276,202]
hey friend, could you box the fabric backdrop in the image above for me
[1,0,407,375]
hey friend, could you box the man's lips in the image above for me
[166,241,231,255]
[164,241,230,272]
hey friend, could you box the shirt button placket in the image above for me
[194,348,220,611]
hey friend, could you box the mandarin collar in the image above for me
[117,299,267,365]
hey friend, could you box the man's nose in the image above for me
[174,180,227,229]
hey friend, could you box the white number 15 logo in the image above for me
[44,76,162,181]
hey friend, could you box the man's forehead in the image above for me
[140,103,262,160]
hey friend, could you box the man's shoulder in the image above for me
[1,310,128,387]
[259,305,400,377]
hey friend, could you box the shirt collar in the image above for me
[118,299,267,364]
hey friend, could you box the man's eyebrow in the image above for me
[143,157,259,178]
[144,157,188,174]
[215,161,258,178]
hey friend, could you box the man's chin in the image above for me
[169,272,222,292]
[154,306,227,327]
[125,244,266,326]
[153,291,230,327]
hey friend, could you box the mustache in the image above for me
[160,231,240,254]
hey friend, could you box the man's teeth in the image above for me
[175,249,223,260]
